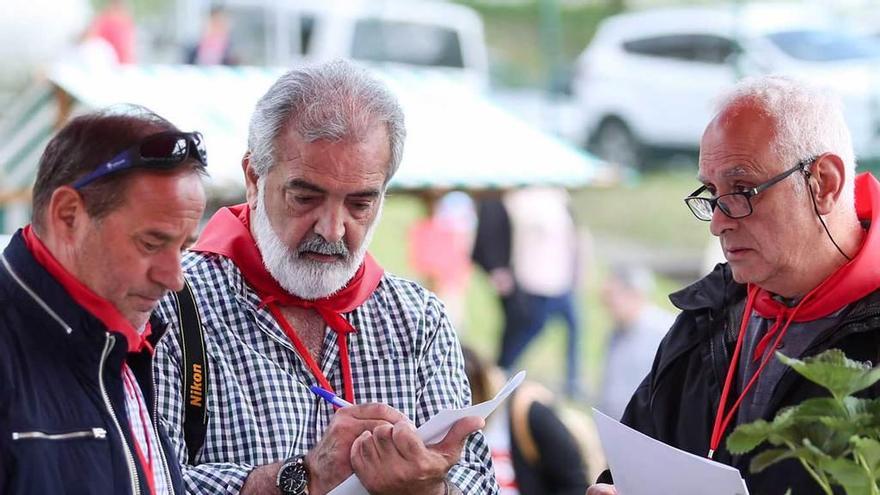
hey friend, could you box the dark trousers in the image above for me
[497,290,581,397]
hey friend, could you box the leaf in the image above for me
[821,457,874,495]
[802,438,835,465]
[732,349,880,493]
[749,448,800,473]
[794,397,849,420]
[777,350,880,401]
[728,420,772,454]
[852,437,880,476]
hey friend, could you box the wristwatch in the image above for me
[276,455,309,495]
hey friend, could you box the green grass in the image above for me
[572,168,708,249]
[370,174,700,401]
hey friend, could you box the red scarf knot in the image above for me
[258,295,358,336]
[191,203,383,403]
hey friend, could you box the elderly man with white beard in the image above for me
[152,60,498,495]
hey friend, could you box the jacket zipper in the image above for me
[100,333,141,495]
[12,428,107,441]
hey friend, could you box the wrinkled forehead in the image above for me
[697,103,780,182]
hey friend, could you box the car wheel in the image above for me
[590,119,643,171]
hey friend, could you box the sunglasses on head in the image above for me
[73,131,208,189]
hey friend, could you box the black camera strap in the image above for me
[171,278,209,464]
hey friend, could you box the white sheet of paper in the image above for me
[329,371,526,495]
[592,409,750,495]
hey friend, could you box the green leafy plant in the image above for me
[727,349,880,495]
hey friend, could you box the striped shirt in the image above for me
[153,252,498,494]
[122,364,172,495]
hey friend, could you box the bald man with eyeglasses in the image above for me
[588,75,880,495]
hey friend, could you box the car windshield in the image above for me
[766,29,880,62]
[351,19,465,68]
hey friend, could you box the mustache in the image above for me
[296,235,349,257]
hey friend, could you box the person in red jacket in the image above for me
[89,0,137,63]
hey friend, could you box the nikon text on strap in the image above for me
[171,278,209,464]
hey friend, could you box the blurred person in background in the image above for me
[408,191,477,331]
[0,106,207,493]
[185,6,236,66]
[504,187,583,398]
[88,0,136,64]
[589,75,880,495]
[463,346,590,495]
[597,265,673,420]
[472,192,531,372]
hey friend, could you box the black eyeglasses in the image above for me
[73,131,208,189]
[684,156,815,221]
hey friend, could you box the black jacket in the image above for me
[599,263,880,495]
[0,231,185,494]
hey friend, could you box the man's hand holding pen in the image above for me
[307,387,480,495]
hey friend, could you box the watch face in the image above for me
[278,460,308,495]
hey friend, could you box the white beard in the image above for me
[251,180,380,300]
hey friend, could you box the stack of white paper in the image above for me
[592,409,750,495]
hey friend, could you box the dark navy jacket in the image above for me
[0,230,185,494]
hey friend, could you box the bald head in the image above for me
[699,99,786,185]
[709,75,856,205]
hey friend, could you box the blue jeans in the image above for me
[497,291,581,397]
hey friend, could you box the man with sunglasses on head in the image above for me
[588,75,880,495]
[152,60,497,495]
[0,106,207,494]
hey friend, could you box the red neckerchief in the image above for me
[191,203,384,404]
[709,172,880,458]
[22,225,152,354]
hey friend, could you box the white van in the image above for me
[181,0,490,90]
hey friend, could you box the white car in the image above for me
[571,3,880,169]
[180,0,490,91]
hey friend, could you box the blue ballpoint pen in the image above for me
[310,385,354,408]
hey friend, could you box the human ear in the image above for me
[808,154,845,215]
[45,186,88,241]
[242,152,260,210]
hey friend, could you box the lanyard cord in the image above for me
[708,286,808,458]
[266,303,355,405]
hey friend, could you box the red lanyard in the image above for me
[266,303,355,404]
[708,286,807,458]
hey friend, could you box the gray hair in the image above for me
[247,60,406,183]
[715,75,856,203]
